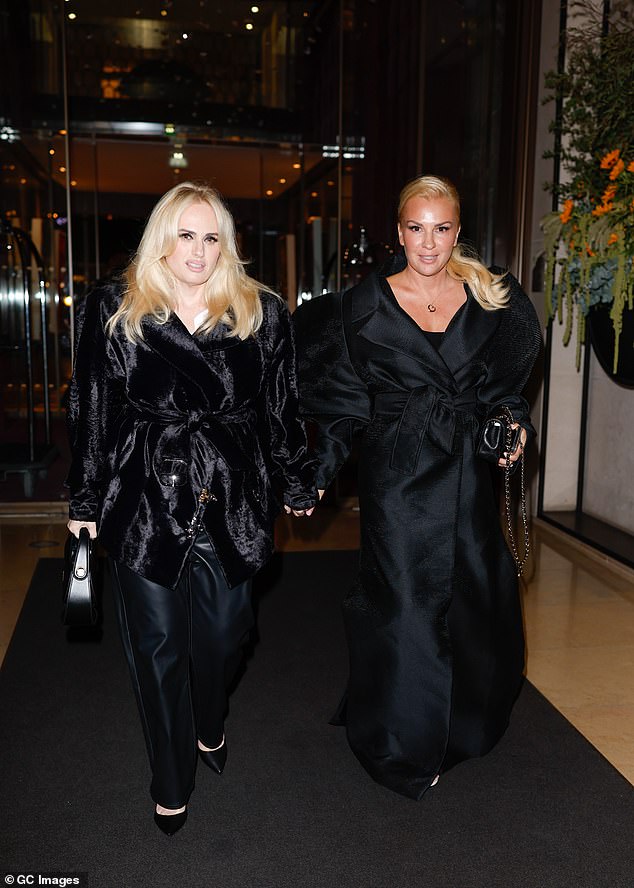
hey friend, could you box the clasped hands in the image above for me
[69,490,327,535]
[284,488,325,518]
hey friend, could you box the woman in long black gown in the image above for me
[294,175,541,800]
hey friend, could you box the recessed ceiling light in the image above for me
[245,23,254,31]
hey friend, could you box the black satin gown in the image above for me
[294,261,541,800]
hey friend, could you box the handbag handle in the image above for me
[500,408,531,577]
[74,527,91,579]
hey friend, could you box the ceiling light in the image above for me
[182,33,189,39]
[168,150,188,169]
[279,178,286,184]
[292,162,301,169]
[251,5,260,12]
[0,126,20,143]
[265,189,273,196]
[245,23,254,31]
[68,12,77,19]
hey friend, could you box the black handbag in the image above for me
[477,405,531,577]
[62,527,98,627]
[477,407,522,464]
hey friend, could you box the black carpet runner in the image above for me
[1,552,632,888]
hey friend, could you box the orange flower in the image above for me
[603,184,618,201]
[607,232,618,245]
[560,199,574,224]
[585,244,595,257]
[609,158,625,180]
[592,203,613,217]
[628,160,634,172]
[600,149,620,169]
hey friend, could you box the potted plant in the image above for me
[541,0,634,377]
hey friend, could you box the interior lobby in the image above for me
[1,0,632,883]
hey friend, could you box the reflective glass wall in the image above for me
[0,0,541,503]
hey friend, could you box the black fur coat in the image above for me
[67,280,316,589]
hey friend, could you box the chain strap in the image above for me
[500,406,531,577]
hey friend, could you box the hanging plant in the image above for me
[541,0,634,371]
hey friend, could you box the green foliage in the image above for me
[541,0,634,371]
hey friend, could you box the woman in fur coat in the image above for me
[67,181,317,834]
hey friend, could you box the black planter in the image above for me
[588,304,634,386]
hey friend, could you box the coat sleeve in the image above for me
[294,291,372,490]
[258,295,318,510]
[477,274,543,443]
[66,285,125,522]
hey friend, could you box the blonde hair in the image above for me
[107,181,270,341]
[398,175,510,310]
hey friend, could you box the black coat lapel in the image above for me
[438,287,502,376]
[140,313,241,396]
[353,275,451,378]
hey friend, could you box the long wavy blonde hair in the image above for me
[398,175,510,310]
[107,181,270,341]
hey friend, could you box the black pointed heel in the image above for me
[153,807,188,836]
[198,737,227,774]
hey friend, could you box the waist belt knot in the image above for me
[373,386,478,474]
[133,405,255,472]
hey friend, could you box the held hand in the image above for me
[67,519,98,539]
[283,489,324,518]
[497,424,527,467]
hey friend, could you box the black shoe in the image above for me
[198,737,227,774]
[153,807,187,836]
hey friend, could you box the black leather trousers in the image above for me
[110,533,253,808]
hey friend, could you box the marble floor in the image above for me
[1,508,632,784]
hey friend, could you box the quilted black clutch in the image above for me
[476,407,522,464]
